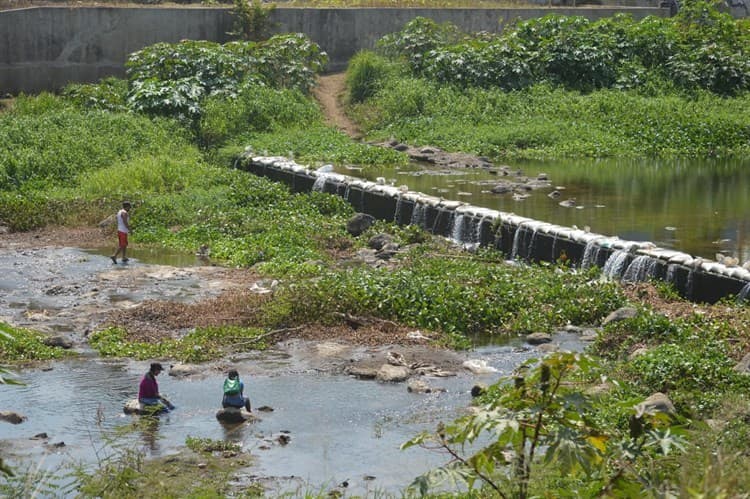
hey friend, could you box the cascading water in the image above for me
[582,239,603,269]
[394,196,403,224]
[622,255,658,282]
[451,214,466,243]
[738,282,750,302]
[511,224,532,260]
[410,203,426,228]
[312,175,327,192]
[602,250,631,279]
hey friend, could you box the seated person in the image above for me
[138,362,174,411]
[222,369,252,412]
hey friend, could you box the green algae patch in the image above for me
[0,322,73,362]
[89,325,270,362]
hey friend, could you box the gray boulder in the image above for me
[734,353,750,374]
[368,233,393,251]
[42,335,73,349]
[347,213,375,237]
[216,407,253,424]
[526,332,552,345]
[635,392,676,418]
[602,307,639,326]
[376,364,410,383]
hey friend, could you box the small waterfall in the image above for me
[312,175,327,192]
[739,282,750,302]
[666,264,677,284]
[394,196,403,224]
[511,224,534,260]
[622,255,657,282]
[410,203,426,228]
[344,185,351,202]
[603,250,630,279]
[451,214,466,243]
[582,240,602,269]
[475,216,489,244]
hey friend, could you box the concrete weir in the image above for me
[238,154,750,304]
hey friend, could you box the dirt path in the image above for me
[312,73,362,139]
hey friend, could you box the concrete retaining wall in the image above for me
[1,5,666,94]
[239,154,750,304]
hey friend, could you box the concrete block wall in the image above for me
[1,5,666,93]
[239,154,750,304]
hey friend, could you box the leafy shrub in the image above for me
[346,51,398,103]
[62,77,129,112]
[0,322,70,361]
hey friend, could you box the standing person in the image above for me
[111,201,132,264]
[222,369,252,412]
[138,362,175,412]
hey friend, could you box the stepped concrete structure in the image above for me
[239,153,750,304]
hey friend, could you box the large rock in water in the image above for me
[216,407,253,424]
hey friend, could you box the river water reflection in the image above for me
[0,333,583,496]
[334,157,750,263]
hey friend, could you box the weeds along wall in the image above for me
[0,5,666,94]
[239,154,750,304]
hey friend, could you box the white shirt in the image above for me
[116,209,129,233]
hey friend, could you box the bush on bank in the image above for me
[346,2,750,159]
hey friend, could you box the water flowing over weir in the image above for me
[239,154,750,303]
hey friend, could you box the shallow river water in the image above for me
[0,247,585,496]
[334,157,750,263]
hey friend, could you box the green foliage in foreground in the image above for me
[348,67,750,159]
[591,307,750,417]
[265,249,626,345]
[0,322,71,362]
[89,326,268,362]
[405,352,687,498]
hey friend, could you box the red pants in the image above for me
[117,231,128,248]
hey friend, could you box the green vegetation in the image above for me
[347,5,750,159]
[4,5,750,495]
[90,325,270,362]
[0,322,72,362]
[186,436,242,454]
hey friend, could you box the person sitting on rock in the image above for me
[222,369,251,412]
[139,362,174,412]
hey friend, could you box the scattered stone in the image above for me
[169,364,201,378]
[406,331,430,341]
[537,173,548,181]
[407,379,432,393]
[537,343,559,353]
[393,143,409,152]
[363,475,376,481]
[0,411,26,424]
[345,365,378,379]
[375,242,400,260]
[376,364,410,382]
[563,325,583,333]
[216,407,253,424]
[559,199,577,208]
[602,307,639,325]
[51,441,65,448]
[123,398,169,416]
[635,392,676,418]
[471,383,487,397]
[368,233,393,251]
[628,347,650,360]
[462,359,498,374]
[276,434,291,446]
[733,353,750,374]
[32,432,48,440]
[257,406,274,412]
[346,213,376,237]
[197,463,207,469]
[42,335,73,349]
[525,332,552,345]
[547,190,561,199]
[580,329,599,342]
[386,351,407,366]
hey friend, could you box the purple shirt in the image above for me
[138,373,159,400]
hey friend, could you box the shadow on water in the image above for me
[0,333,586,496]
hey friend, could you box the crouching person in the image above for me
[139,362,175,412]
[222,369,251,412]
